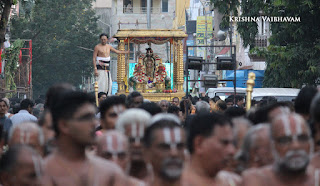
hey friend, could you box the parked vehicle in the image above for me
[207,87,300,102]
[206,87,246,100]
[251,88,300,102]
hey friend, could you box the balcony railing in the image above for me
[123,6,163,14]
[255,34,269,47]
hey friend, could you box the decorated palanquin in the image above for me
[113,29,187,102]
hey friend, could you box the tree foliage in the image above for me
[212,0,320,87]
[0,0,16,47]
[11,0,101,97]
[2,39,24,97]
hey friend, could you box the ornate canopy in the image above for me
[114,29,188,41]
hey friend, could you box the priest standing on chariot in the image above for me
[93,33,129,95]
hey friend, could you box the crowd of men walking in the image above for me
[0,84,320,186]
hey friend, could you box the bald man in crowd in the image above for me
[143,114,186,186]
[43,91,126,186]
[97,131,145,186]
[116,108,152,182]
[243,113,319,186]
[0,145,43,186]
[159,100,170,113]
[235,124,273,173]
[8,122,45,156]
[182,112,241,185]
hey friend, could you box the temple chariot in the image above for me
[113,29,187,102]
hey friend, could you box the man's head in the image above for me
[235,95,244,108]
[0,98,9,117]
[188,112,235,176]
[116,109,151,162]
[100,33,109,45]
[168,105,180,117]
[172,97,179,107]
[51,91,98,146]
[126,91,143,108]
[294,86,318,120]
[98,92,108,105]
[38,109,55,155]
[232,117,252,151]
[20,99,35,114]
[100,96,126,130]
[97,131,129,171]
[310,93,320,152]
[159,100,170,113]
[44,83,75,110]
[9,122,45,156]
[225,98,234,108]
[143,114,185,181]
[267,102,292,122]
[139,102,162,116]
[195,100,210,114]
[0,145,43,186]
[236,124,273,171]
[270,113,312,173]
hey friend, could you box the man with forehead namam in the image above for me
[143,113,186,186]
[97,131,145,186]
[0,145,43,186]
[116,108,152,182]
[43,91,126,186]
[8,121,45,156]
[243,113,320,186]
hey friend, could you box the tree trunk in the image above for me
[0,0,13,48]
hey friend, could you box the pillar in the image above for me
[176,39,184,92]
[117,39,126,93]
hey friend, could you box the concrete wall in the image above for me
[93,0,112,8]
[110,0,176,63]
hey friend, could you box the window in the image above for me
[162,0,168,12]
[124,0,133,13]
[141,0,153,13]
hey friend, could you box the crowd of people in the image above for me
[0,84,320,186]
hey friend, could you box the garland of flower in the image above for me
[155,65,166,82]
[133,63,146,83]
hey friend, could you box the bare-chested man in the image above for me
[243,113,319,186]
[43,91,126,186]
[182,112,241,186]
[97,131,145,186]
[143,114,186,186]
[116,109,152,182]
[0,145,43,186]
[93,33,129,95]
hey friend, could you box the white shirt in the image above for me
[10,110,37,126]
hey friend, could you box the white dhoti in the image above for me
[96,57,112,96]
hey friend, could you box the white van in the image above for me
[252,88,300,102]
[206,87,300,102]
[206,87,247,100]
